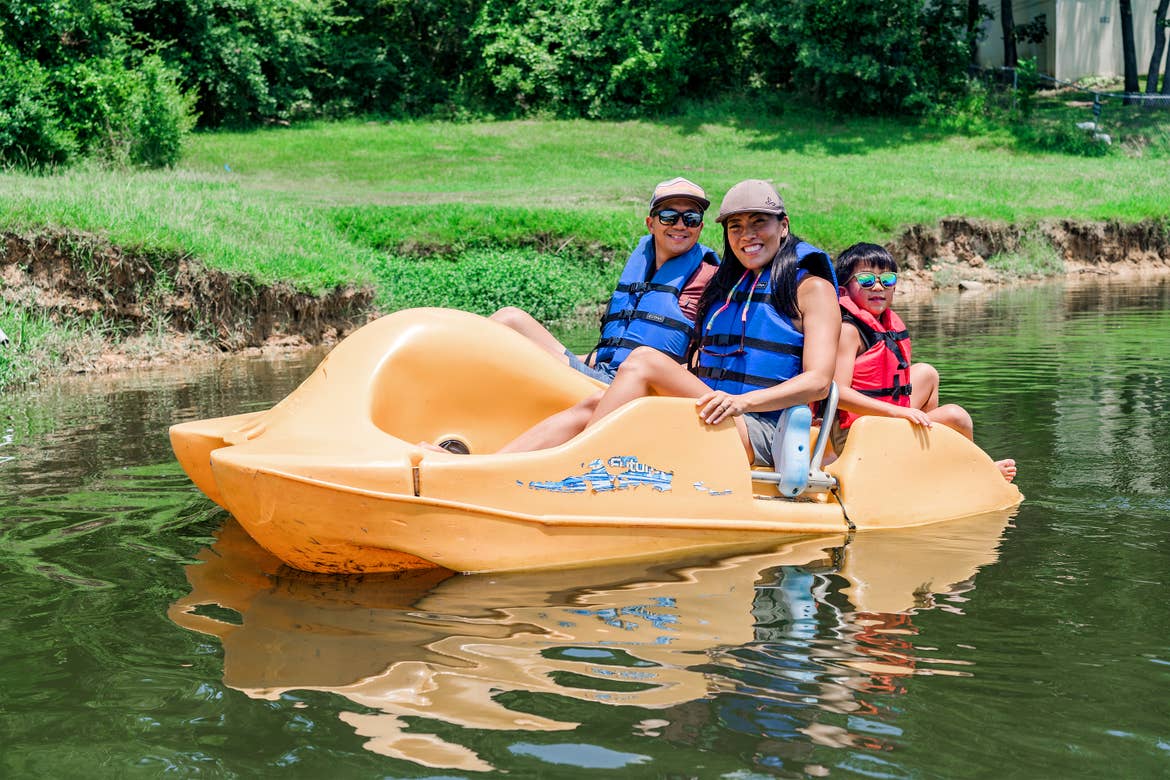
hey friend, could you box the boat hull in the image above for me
[171,308,1023,573]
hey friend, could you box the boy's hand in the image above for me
[893,406,933,428]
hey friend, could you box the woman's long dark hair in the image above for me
[691,220,808,352]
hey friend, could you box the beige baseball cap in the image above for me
[715,179,786,223]
[649,177,710,213]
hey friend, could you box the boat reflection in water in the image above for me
[170,512,1015,772]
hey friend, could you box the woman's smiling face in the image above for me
[724,212,788,269]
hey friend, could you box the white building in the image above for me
[978,0,1164,82]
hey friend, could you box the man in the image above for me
[491,176,719,383]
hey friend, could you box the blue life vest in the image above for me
[592,236,718,367]
[694,242,833,423]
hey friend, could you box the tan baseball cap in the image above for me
[649,177,710,213]
[715,179,786,223]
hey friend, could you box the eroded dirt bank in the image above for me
[2,218,1168,374]
[2,230,373,361]
[890,217,1170,293]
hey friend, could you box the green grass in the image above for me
[1,164,378,292]
[5,104,1168,288]
[1,98,1168,387]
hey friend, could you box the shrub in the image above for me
[737,0,971,115]
[122,0,329,126]
[0,47,76,167]
[1012,118,1114,157]
[129,56,198,167]
[52,50,196,167]
[466,0,710,118]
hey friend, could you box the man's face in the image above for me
[646,197,704,262]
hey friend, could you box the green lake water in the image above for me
[1,278,1168,778]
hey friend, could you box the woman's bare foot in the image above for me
[995,459,1017,482]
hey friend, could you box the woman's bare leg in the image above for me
[586,348,756,462]
[496,393,602,453]
[587,348,712,423]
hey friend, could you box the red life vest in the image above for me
[838,296,913,430]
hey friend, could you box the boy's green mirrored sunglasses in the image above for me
[851,271,898,289]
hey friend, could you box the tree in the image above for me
[1000,0,1017,68]
[1147,0,1170,93]
[966,0,990,65]
[1119,0,1139,103]
[1164,27,1170,94]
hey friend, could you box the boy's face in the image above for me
[840,262,895,318]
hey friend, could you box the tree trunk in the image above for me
[1163,38,1170,94]
[1149,0,1170,92]
[1001,0,1017,68]
[968,0,984,64]
[1120,0,1140,103]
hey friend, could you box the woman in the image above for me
[500,179,840,465]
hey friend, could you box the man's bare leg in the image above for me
[490,307,574,364]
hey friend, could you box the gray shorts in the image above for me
[565,349,618,384]
[743,412,781,466]
[829,417,849,454]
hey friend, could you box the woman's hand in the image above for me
[697,391,748,425]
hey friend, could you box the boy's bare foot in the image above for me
[995,459,1017,482]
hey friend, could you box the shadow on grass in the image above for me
[658,94,938,156]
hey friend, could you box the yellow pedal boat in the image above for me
[169,307,1021,573]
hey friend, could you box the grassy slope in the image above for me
[2,104,1168,297]
[1,104,1167,387]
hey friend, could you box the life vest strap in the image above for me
[701,334,803,356]
[615,281,684,296]
[693,365,778,389]
[593,336,687,361]
[878,330,911,369]
[858,379,914,401]
[600,309,692,333]
[728,289,776,305]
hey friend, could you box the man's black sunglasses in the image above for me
[654,209,703,228]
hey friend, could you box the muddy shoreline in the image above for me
[3,218,1169,376]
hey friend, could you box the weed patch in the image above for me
[0,297,105,389]
[988,234,1065,278]
[332,204,631,256]
[373,247,616,325]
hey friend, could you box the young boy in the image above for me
[830,242,1016,481]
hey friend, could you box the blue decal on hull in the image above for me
[526,456,673,494]
[693,480,733,496]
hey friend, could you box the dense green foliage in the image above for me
[0,3,194,167]
[2,0,1008,168]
